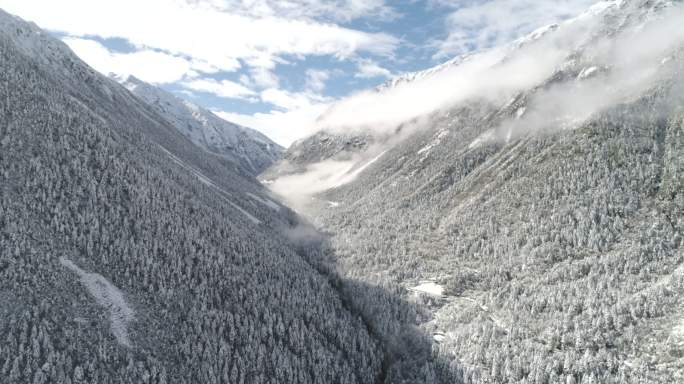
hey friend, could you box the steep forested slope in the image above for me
[267,1,684,383]
[0,10,385,384]
[312,92,684,384]
[120,76,283,176]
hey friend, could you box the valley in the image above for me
[1,0,684,383]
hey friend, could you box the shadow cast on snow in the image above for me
[284,219,466,384]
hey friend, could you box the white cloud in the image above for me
[432,0,596,58]
[189,59,221,74]
[216,102,330,146]
[354,59,393,79]
[215,86,334,146]
[215,0,399,23]
[317,48,532,133]
[0,0,399,72]
[239,74,252,86]
[305,69,330,92]
[250,67,280,88]
[63,38,192,84]
[266,148,386,211]
[182,78,258,100]
[260,88,329,111]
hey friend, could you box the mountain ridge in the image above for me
[119,75,283,176]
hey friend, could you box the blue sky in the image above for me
[0,0,597,145]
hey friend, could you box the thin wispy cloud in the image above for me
[305,69,331,92]
[182,78,259,101]
[431,0,597,58]
[214,0,400,23]
[215,104,329,146]
[355,59,394,79]
[63,37,194,84]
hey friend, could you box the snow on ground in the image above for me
[409,281,445,297]
[585,0,626,16]
[578,66,598,80]
[331,151,387,189]
[417,128,450,162]
[673,320,684,338]
[353,151,386,176]
[669,264,684,340]
[157,145,219,189]
[247,192,281,211]
[60,257,135,347]
[433,332,447,343]
[513,23,559,47]
[516,107,527,118]
[327,201,341,208]
[157,145,261,224]
[227,201,261,225]
[468,129,496,149]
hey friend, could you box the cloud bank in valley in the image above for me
[267,147,388,211]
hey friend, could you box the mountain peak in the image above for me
[116,75,283,175]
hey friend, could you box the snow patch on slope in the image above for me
[669,264,684,341]
[578,66,599,80]
[331,150,386,189]
[60,257,134,347]
[268,150,387,211]
[410,281,445,297]
[468,130,497,149]
[417,128,450,162]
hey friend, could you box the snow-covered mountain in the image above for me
[119,76,283,175]
[375,0,625,93]
[377,54,474,92]
[265,1,684,382]
[3,0,684,382]
[275,0,681,194]
[0,8,403,384]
